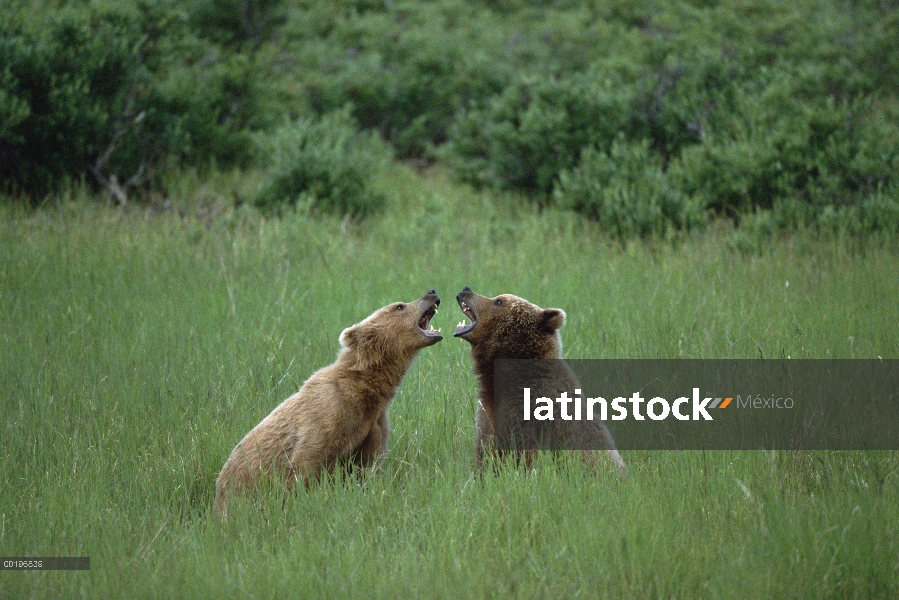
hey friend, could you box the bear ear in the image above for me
[339,325,360,348]
[541,308,566,331]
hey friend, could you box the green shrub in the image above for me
[0,2,263,199]
[285,0,511,159]
[448,69,642,196]
[3,0,898,238]
[555,138,703,238]
[673,65,899,222]
[859,185,899,234]
[185,0,285,47]
[0,5,140,195]
[636,46,743,162]
[254,109,392,217]
[143,44,262,167]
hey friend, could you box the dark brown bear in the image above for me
[454,287,626,474]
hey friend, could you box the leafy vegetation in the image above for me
[2,0,898,234]
[555,137,702,238]
[0,2,263,197]
[254,108,392,217]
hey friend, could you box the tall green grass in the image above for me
[1,168,897,598]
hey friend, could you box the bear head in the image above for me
[339,290,443,365]
[453,287,565,361]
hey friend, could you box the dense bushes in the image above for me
[1,4,144,195]
[2,0,898,233]
[555,138,702,238]
[279,0,513,158]
[448,70,640,195]
[0,2,263,199]
[675,76,899,216]
[254,109,391,217]
[443,1,899,235]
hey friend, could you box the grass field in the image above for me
[1,167,897,598]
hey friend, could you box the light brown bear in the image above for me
[215,290,442,517]
[453,287,626,474]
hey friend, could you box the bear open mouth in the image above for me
[418,301,441,337]
[454,300,477,337]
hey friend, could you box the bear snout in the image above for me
[422,289,440,306]
[456,287,474,304]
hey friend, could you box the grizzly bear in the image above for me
[453,287,626,474]
[215,290,443,517]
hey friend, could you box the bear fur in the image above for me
[453,287,626,474]
[215,290,442,517]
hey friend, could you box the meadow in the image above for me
[1,166,897,598]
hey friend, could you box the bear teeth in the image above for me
[459,302,476,320]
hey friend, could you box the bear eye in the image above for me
[395,304,405,311]
[494,298,503,306]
